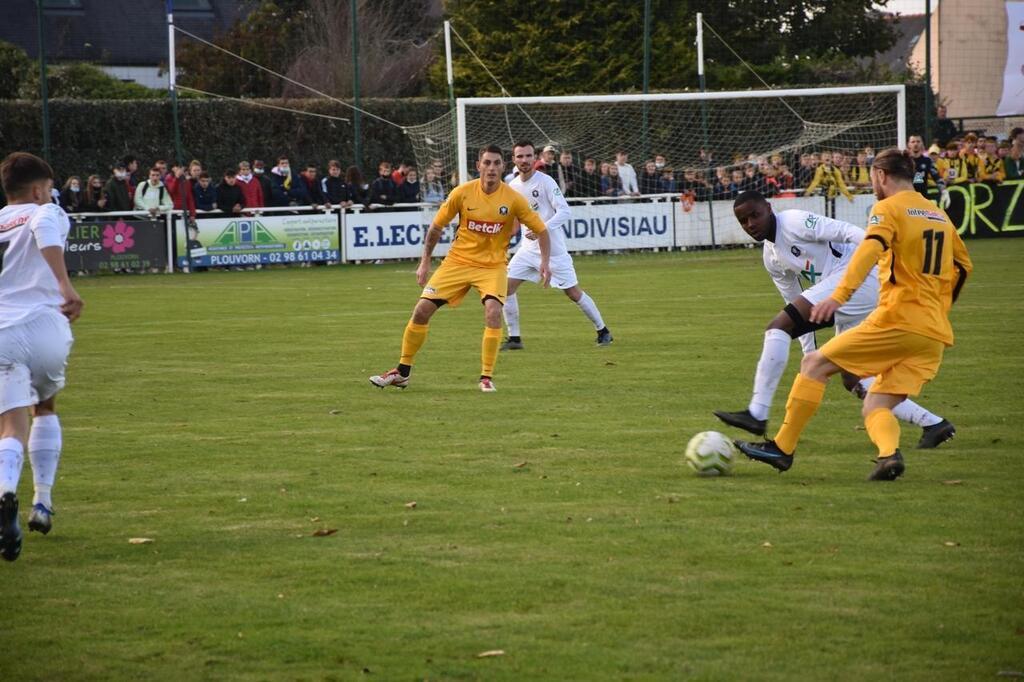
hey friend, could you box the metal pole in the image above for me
[641,0,651,160]
[696,13,715,248]
[36,0,50,163]
[444,20,455,113]
[350,0,362,169]
[167,0,184,166]
[924,0,932,146]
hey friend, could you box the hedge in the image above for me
[0,83,931,183]
[0,97,450,181]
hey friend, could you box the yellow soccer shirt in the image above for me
[860,190,972,345]
[432,179,546,268]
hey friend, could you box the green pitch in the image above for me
[4,240,1022,680]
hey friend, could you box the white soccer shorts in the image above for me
[800,268,880,333]
[0,309,73,412]
[507,251,578,290]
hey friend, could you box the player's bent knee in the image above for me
[766,310,795,334]
[782,302,832,338]
[840,372,863,394]
[34,397,57,416]
[412,298,442,324]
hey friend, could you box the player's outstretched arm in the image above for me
[39,245,83,322]
[416,225,444,286]
[951,231,973,303]
[809,238,884,323]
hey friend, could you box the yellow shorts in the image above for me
[421,260,507,308]
[821,320,945,396]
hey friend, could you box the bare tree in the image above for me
[284,0,436,99]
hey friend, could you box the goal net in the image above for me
[405,85,904,249]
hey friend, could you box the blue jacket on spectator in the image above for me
[269,167,310,206]
[369,175,397,205]
[194,181,217,211]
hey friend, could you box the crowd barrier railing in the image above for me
[65,181,1021,273]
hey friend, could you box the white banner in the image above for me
[558,200,673,251]
[343,208,453,261]
[997,1,1024,116]
[674,196,824,247]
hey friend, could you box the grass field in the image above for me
[3,239,1022,680]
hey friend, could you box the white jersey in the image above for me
[508,170,571,259]
[762,209,866,306]
[0,202,70,329]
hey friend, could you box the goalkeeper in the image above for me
[907,134,950,208]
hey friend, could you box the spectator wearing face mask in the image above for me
[269,156,296,206]
[60,176,84,213]
[370,160,397,205]
[252,160,274,208]
[396,166,421,204]
[81,174,107,212]
[104,162,134,211]
[236,160,265,208]
[122,154,140,193]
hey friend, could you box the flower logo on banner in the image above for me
[102,221,135,254]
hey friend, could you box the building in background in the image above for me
[0,0,247,90]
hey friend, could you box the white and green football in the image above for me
[684,431,736,476]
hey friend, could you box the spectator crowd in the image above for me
[37,119,1024,219]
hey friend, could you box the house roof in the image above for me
[877,13,928,73]
[0,0,249,66]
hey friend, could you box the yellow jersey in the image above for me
[432,179,546,269]
[835,190,972,346]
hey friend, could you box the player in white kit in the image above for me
[713,190,954,449]
[0,152,83,561]
[501,141,613,349]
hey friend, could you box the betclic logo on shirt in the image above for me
[468,219,503,234]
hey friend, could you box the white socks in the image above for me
[29,415,62,508]
[0,437,24,496]
[575,292,606,330]
[856,378,943,427]
[503,293,521,337]
[748,328,792,421]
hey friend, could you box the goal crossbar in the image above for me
[455,84,906,181]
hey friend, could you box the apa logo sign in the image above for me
[214,219,278,246]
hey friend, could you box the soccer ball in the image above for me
[684,431,736,477]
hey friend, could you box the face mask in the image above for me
[254,168,264,175]
[655,162,665,169]
[116,171,127,180]
[239,173,252,181]
[70,185,80,192]
[280,167,290,175]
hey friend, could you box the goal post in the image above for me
[453,84,906,184]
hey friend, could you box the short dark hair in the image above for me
[277,156,289,164]
[513,140,535,153]
[0,152,54,197]
[871,147,915,181]
[122,154,138,166]
[305,164,317,171]
[478,144,503,159]
[328,159,341,169]
[224,169,237,178]
[733,189,767,208]
[199,171,210,180]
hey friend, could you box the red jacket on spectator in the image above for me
[164,173,196,218]
[236,174,264,208]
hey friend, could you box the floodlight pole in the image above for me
[696,12,716,248]
[444,20,455,113]
[167,0,184,167]
[36,0,50,164]
[350,0,362,169]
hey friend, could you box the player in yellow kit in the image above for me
[369,144,551,392]
[736,148,973,480]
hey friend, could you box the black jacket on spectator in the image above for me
[555,163,580,196]
[935,117,959,147]
[194,184,217,211]
[60,189,84,213]
[322,176,351,204]
[216,182,246,214]
[396,179,421,204]
[577,170,602,197]
[103,177,133,212]
[370,175,397,205]
[639,171,662,195]
[299,176,323,205]
[348,183,370,206]
[256,174,274,207]
[795,166,815,189]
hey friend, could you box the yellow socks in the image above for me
[774,374,827,454]
[481,327,502,377]
[864,408,901,457]
[399,321,430,366]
